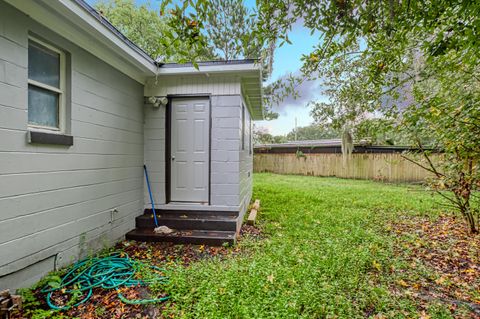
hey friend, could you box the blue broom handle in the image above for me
[143,165,159,227]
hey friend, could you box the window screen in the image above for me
[28,39,63,129]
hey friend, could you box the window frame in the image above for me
[27,36,66,133]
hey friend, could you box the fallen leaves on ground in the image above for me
[118,239,239,267]
[239,224,263,239]
[12,224,262,319]
[389,215,480,318]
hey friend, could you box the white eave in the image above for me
[157,61,264,120]
[157,61,261,75]
[5,0,157,83]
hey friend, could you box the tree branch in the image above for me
[400,154,444,178]
[416,138,445,179]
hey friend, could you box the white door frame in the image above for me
[166,95,211,204]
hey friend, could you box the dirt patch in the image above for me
[55,287,169,319]
[390,215,480,318]
[118,239,239,267]
[239,224,263,239]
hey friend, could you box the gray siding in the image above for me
[143,105,166,206]
[144,75,241,96]
[239,96,254,219]
[210,96,241,208]
[143,76,243,210]
[143,95,248,211]
[0,2,144,290]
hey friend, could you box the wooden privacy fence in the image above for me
[254,151,436,183]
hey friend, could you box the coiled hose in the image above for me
[41,253,169,310]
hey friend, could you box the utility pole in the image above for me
[294,117,297,141]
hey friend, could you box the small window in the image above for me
[28,38,66,131]
[241,104,245,150]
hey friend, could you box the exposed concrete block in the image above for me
[1,256,55,293]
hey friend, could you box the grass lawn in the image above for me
[15,173,479,319]
[163,173,478,318]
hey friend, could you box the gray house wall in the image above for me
[239,96,254,221]
[143,104,166,205]
[210,95,242,209]
[143,75,244,210]
[0,1,258,292]
[144,76,253,217]
[0,2,144,290]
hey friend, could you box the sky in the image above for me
[87,0,322,136]
[255,26,323,136]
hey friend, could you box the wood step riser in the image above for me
[144,209,238,218]
[136,217,238,231]
[125,231,235,246]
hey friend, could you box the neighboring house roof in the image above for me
[256,139,346,149]
[255,138,419,149]
[5,0,264,119]
[255,139,426,154]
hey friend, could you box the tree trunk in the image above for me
[464,205,479,234]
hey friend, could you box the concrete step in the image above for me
[125,228,236,246]
[136,213,238,231]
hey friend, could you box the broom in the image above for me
[144,165,172,234]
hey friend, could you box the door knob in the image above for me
[171,156,175,160]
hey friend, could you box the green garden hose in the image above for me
[41,253,169,310]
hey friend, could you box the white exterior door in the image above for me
[170,98,210,203]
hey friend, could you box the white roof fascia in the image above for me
[157,63,260,75]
